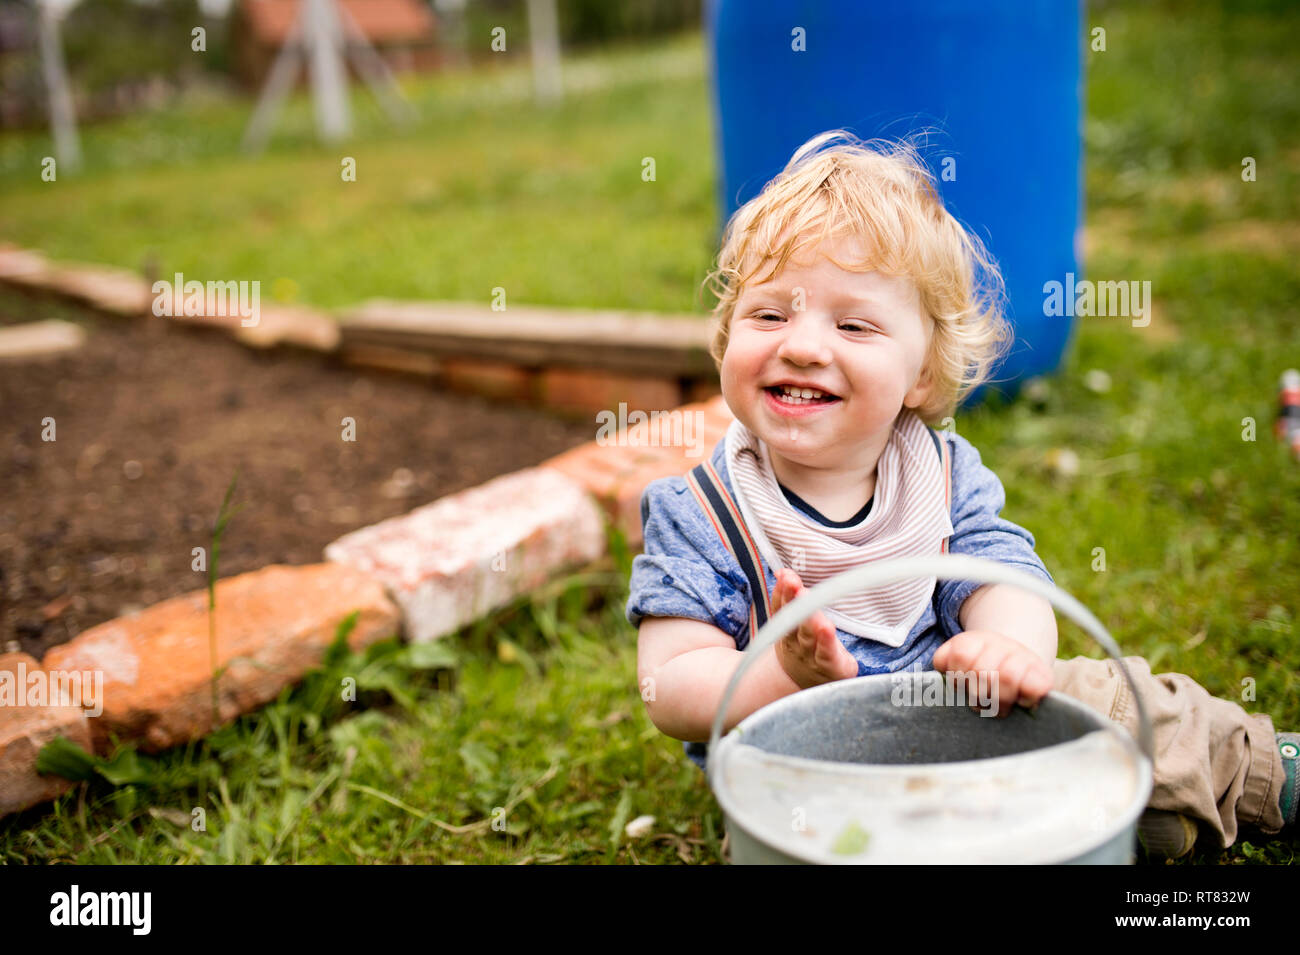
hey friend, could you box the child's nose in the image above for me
[777,316,833,365]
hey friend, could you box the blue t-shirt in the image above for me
[624,428,1054,770]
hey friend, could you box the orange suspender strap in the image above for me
[685,459,772,644]
[924,426,953,553]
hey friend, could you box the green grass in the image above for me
[2,1,1298,864]
[6,549,724,865]
[0,32,716,313]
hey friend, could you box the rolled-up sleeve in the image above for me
[933,433,1055,639]
[625,477,751,644]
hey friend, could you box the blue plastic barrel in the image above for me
[704,0,1082,404]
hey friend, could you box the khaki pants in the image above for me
[1053,655,1286,848]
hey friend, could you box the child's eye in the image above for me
[754,312,784,322]
[840,321,875,334]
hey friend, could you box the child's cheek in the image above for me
[718,352,748,402]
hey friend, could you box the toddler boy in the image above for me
[626,131,1296,858]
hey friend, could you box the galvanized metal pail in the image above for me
[706,555,1155,864]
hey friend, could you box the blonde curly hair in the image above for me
[701,130,1012,425]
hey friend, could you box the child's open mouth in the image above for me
[763,384,842,415]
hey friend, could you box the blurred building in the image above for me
[232,0,439,88]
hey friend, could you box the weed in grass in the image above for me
[207,469,246,728]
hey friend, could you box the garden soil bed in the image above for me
[0,288,595,660]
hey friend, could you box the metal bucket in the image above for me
[707,555,1154,864]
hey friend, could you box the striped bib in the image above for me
[711,409,953,647]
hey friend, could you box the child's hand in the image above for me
[931,629,1054,718]
[771,569,859,690]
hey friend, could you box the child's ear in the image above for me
[904,365,934,412]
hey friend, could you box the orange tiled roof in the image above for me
[241,0,436,44]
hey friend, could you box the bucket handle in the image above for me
[706,554,1155,783]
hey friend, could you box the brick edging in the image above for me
[0,240,734,821]
[0,243,720,415]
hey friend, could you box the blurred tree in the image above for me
[462,0,700,57]
[2,0,234,129]
[556,0,700,46]
[60,0,215,92]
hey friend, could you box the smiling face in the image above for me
[720,234,935,488]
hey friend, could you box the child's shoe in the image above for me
[1137,809,1199,860]
[1139,734,1296,860]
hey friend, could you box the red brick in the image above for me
[441,358,536,402]
[543,442,641,502]
[539,368,682,417]
[42,564,400,754]
[542,442,601,484]
[0,652,91,818]
[612,487,646,546]
[340,344,441,378]
[543,395,737,533]
[612,455,710,546]
[325,467,607,644]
